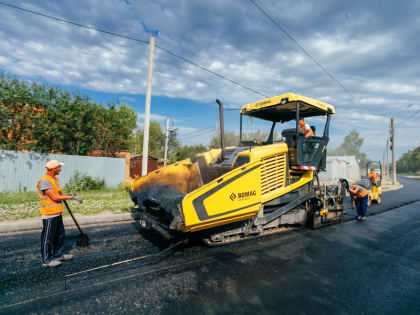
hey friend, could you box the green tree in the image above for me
[0,73,51,151]
[242,130,275,142]
[130,120,166,158]
[174,144,208,162]
[328,130,370,167]
[209,130,276,148]
[0,72,137,155]
[93,103,137,156]
[396,145,420,174]
[210,131,239,148]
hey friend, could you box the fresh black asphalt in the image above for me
[0,176,419,314]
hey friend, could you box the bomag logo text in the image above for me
[255,100,271,107]
[238,190,256,199]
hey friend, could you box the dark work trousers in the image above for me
[41,214,65,264]
[356,195,368,217]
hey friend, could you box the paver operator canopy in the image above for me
[241,93,335,122]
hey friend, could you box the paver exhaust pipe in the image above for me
[216,99,225,162]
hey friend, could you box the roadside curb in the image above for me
[0,213,134,235]
[382,184,404,192]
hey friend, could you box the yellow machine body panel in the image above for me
[130,159,202,195]
[262,170,313,204]
[180,143,315,232]
[242,143,288,162]
[197,147,236,165]
[370,185,382,202]
[182,161,262,232]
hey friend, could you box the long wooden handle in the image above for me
[63,200,84,234]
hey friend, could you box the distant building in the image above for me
[318,155,360,183]
[129,154,160,178]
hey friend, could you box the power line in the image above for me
[154,44,269,98]
[178,125,213,136]
[0,1,268,98]
[179,129,213,141]
[0,1,149,44]
[249,0,356,101]
[394,103,414,117]
[396,109,420,126]
[179,130,213,140]
[330,121,385,131]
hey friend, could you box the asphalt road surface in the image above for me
[1,176,419,314]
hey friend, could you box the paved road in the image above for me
[1,176,419,314]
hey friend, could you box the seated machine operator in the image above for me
[298,119,314,139]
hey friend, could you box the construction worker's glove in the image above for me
[71,195,83,204]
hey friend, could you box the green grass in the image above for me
[0,189,134,221]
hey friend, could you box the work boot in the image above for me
[42,259,62,268]
[57,254,74,261]
[361,216,367,221]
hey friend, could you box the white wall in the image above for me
[0,150,125,192]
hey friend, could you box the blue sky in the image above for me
[1,0,420,161]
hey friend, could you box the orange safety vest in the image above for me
[351,185,368,198]
[36,175,63,215]
[299,121,314,138]
[368,172,378,184]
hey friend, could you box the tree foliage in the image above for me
[210,131,239,148]
[328,130,370,167]
[130,121,165,158]
[129,121,181,161]
[396,145,420,174]
[175,144,208,162]
[0,72,137,155]
[209,130,274,148]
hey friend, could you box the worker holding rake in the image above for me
[36,160,83,267]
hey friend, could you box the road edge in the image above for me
[0,213,134,235]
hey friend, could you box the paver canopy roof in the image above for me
[241,92,335,123]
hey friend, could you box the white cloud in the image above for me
[137,112,167,122]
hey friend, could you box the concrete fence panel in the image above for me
[0,150,125,192]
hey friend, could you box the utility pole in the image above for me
[164,117,170,167]
[134,130,137,155]
[141,34,155,176]
[391,118,396,185]
[382,150,385,176]
[386,138,389,177]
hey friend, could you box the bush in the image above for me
[64,171,105,192]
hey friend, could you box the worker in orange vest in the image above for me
[349,184,369,221]
[37,160,83,267]
[298,119,314,139]
[368,169,378,186]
